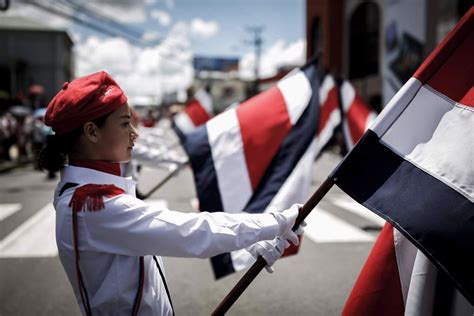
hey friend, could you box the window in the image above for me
[349,2,380,79]
[312,17,322,55]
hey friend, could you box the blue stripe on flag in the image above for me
[332,130,474,304]
[210,253,235,279]
[183,125,224,213]
[171,119,186,144]
[245,66,320,212]
[182,63,321,278]
[181,109,234,278]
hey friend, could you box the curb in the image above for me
[0,160,32,174]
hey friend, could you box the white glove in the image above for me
[246,237,290,273]
[271,204,305,246]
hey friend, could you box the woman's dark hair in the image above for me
[38,112,112,172]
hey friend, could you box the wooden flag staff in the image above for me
[212,177,335,315]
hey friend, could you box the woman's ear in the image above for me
[83,122,99,143]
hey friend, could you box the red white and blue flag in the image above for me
[316,73,341,153]
[181,62,326,278]
[342,222,473,315]
[333,8,474,310]
[172,88,213,136]
[339,80,378,150]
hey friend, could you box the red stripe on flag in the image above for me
[426,31,474,107]
[414,7,473,107]
[342,223,405,316]
[237,86,292,190]
[318,87,339,134]
[347,95,371,145]
[185,99,211,126]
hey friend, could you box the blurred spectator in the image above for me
[141,109,156,127]
[0,112,17,161]
[27,84,46,110]
[131,108,140,127]
[31,107,56,179]
[9,105,33,161]
[31,109,47,163]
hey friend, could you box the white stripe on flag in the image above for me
[230,139,319,271]
[319,75,335,105]
[340,81,354,111]
[207,109,253,213]
[264,138,318,212]
[316,109,341,154]
[317,76,340,153]
[174,112,196,134]
[0,203,57,258]
[195,89,213,114]
[365,111,378,132]
[393,228,418,304]
[277,71,312,125]
[380,83,473,201]
[340,81,355,147]
[317,74,340,154]
[372,78,421,136]
[404,250,437,316]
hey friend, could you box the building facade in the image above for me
[306,0,471,111]
[0,15,73,107]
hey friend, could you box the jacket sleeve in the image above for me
[82,194,280,258]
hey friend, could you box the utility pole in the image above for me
[245,26,264,97]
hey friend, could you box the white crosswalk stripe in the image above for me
[329,196,386,227]
[304,195,383,243]
[0,199,168,258]
[0,203,22,221]
[305,205,375,243]
[0,203,57,258]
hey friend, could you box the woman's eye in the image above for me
[121,122,130,128]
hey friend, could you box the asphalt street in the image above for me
[0,135,383,315]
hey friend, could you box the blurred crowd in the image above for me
[0,85,50,166]
[0,85,183,179]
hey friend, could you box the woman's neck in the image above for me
[69,158,121,176]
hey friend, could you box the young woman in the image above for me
[40,71,304,315]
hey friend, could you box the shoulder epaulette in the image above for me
[69,184,125,213]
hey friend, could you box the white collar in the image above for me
[60,165,137,195]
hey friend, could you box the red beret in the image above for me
[45,71,127,135]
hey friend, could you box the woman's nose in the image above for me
[131,125,139,140]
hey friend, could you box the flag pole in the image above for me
[211,177,335,315]
[301,51,321,71]
[141,160,189,200]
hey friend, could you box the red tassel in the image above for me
[69,184,125,213]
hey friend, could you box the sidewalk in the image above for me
[0,144,35,174]
[0,159,32,174]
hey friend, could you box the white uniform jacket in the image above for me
[55,165,281,315]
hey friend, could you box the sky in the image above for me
[5,0,306,104]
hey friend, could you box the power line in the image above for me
[58,0,144,40]
[23,0,160,47]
